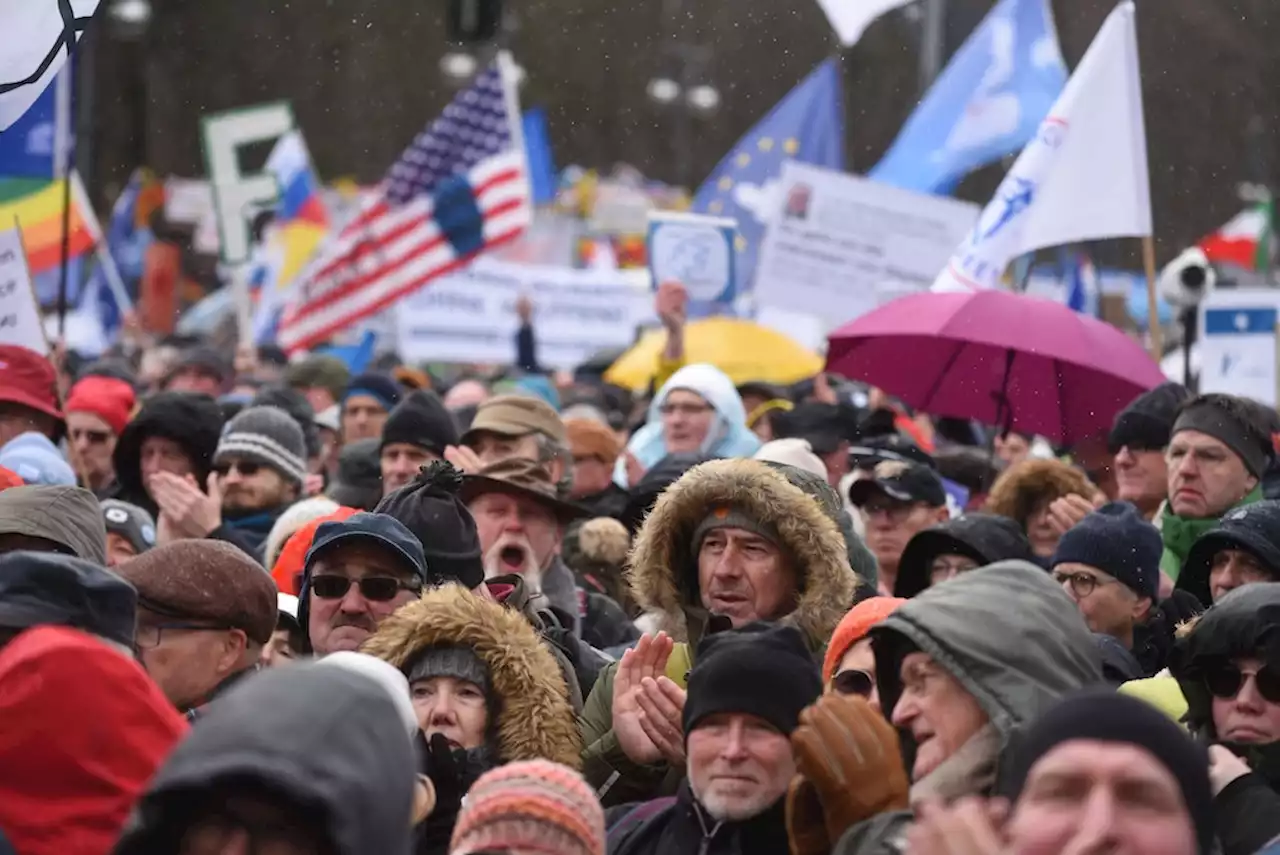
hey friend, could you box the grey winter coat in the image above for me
[835,560,1103,855]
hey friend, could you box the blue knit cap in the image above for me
[1051,501,1162,600]
[343,373,402,413]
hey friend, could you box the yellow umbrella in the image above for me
[605,317,824,390]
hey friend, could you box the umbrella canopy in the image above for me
[605,317,823,390]
[826,290,1166,444]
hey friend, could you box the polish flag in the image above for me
[1199,203,1273,271]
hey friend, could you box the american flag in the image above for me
[277,57,531,353]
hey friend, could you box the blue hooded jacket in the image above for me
[615,363,760,487]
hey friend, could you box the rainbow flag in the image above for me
[0,178,96,273]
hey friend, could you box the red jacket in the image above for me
[0,626,187,855]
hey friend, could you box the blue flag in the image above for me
[692,59,844,292]
[869,0,1066,195]
[522,108,557,206]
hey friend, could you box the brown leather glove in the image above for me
[786,693,910,854]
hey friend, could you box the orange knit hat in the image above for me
[822,596,907,684]
[270,506,360,595]
[451,760,604,855]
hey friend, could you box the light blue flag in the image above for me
[692,59,844,293]
[869,0,1066,194]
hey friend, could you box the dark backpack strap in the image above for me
[605,796,678,855]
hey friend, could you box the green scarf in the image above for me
[1159,486,1263,581]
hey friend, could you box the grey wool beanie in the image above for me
[214,405,308,486]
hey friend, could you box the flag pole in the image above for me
[13,216,92,490]
[1142,235,1161,361]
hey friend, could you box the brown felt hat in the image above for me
[564,418,622,467]
[460,457,589,524]
[462,395,565,445]
[115,540,279,644]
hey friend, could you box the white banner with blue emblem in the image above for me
[1199,289,1280,407]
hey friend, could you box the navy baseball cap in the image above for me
[848,460,947,508]
[304,512,428,583]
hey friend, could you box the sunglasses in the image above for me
[311,574,421,602]
[71,428,112,445]
[831,669,874,698]
[213,460,261,477]
[1205,664,1280,703]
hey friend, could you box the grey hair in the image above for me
[535,432,575,496]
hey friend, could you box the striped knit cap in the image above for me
[213,405,308,487]
[450,760,604,855]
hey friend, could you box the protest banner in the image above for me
[1198,288,1280,407]
[395,260,654,369]
[0,226,50,354]
[647,211,736,315]
[753,161,978,326]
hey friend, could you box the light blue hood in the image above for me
[614,363,760,487]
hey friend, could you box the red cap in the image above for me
[0,345,61,421]
[270,506,360,595]
[65,376,136,436]
[822,596,907,684]
[0,466,22,491]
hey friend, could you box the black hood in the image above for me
[619,452,716,534]
[894,513,1036,597]
[113,392,225,514]
[1170,582,1280,741]
[113,664,415,855]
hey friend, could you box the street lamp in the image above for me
[686,83,720,116]
[646,77,681,105]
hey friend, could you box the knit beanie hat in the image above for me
[405,644,491,700]
[214,405,308,487]
[375,461,484,589]
[450,760,605,855]
[252,385,321,460]
[325,438,383,510]
[683,623,822,737]
[100,499,157,555]
[314,651,419,739]
[822,597,906,684]
[691,505,782,555]
[65,376,136,435]
[343,373,402,412]
[380,389,458,456]
[1109,382,1192,453]
[1172,393,1275,478]
[1002,688,1214,855]
[1051,501,1163,600]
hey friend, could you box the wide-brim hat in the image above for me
[460,457,590,524]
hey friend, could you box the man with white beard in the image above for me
[461,458,634,651]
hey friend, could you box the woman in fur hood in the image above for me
[362,583,582,853]
[985,458,1098,561]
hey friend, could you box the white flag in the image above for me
[0,1,100,131]
[814,0,914,47]
[0,228,49,355]
[932,1,1150,292]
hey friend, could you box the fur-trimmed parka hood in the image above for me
[360,584,582,769]
[984,459,1095,526]
[627,457,856,652]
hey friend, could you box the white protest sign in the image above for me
[754,162,979,327]
[396,260,655,369]
[0,228,48,354]
[1198,289,1280,407]
[647,211,736,304]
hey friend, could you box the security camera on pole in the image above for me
[1158,246,1217,388]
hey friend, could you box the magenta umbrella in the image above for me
[826,290,1166,444]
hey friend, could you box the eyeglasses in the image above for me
[1052,570,1118,599]
[214,460,261,477]
[310,574,422,602]
[929,557,979,583]
[71,428,112,445]
[1205,664,1280,703]
[861,501,920,523]
[136,621,232,649]
[831,669,874,698]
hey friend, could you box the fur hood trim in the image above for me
[984,459,1095,525]
[360,584,581,769]
[626,457,855,650]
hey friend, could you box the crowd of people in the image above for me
[8,287,1280,855]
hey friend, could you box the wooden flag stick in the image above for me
[12,215,93,490]
[1142,235,1162,362]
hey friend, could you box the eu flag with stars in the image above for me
[692,59,844,293]
[869,0,1066,195]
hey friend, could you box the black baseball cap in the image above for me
[304,512,428,582]
[848,460,947,508]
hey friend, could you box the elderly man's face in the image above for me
[1114,444,1169,512]
[697,527,797,626]
[891,651,989,781]
[1209,549,1276,603]
[470,491,561,590]
[1209,655,1280,744]
[687,712,795,822]
[1053,562,1150,644]
[380,442,439,496]
[307,542,421,656]
[1167,430,1258,519]
[1007,740,1197,855]
[135,607,248,709]
[342,395,389,444]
